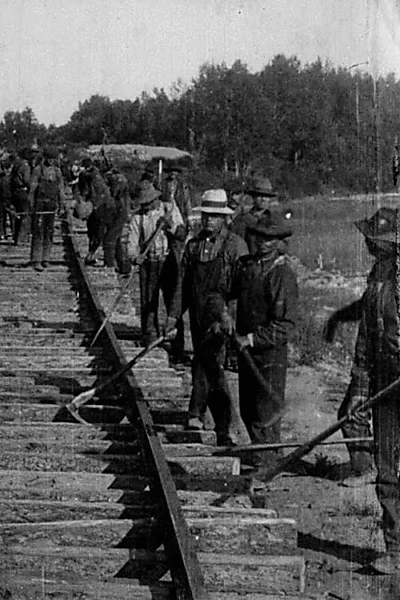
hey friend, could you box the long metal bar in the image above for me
[64,213,207,600]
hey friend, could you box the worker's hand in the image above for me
[157,214,173,230]
[220,311,235,336]
[163,316,178,340]
[235,334,252,351]
[322,314,339,343]
[345,395,367,423]
[133,255,145,266]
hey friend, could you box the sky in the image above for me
[1,0,400,126]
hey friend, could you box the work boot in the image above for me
[32,262,43,272]
[371,552,400,574]
[187,417,204,431]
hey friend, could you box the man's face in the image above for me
[141,199,158,213]
[255,236,279,257]
[201,213,225,234]
[253,195,272,211]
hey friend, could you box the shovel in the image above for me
[65,335,165,422]
[259,375,400,482]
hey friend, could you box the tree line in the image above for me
[1,54,400,196]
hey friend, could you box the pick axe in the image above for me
[65,334,165,422]
[90,219,166,347]
[259,375,400,482]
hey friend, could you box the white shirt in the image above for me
[127,200,184,260]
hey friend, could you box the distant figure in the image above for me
[0,153,12,240]
[28,147,65,272]
[230,177,277,252]
[10,147,32,245]
[161,165,192,364]
[393,144,400,193]
[79,158,116,268]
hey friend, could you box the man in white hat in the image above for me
[169,189,248,445]
[127,180,184,345]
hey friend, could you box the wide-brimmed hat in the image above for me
[246,177,277,197]
[193,189,233,215]
[248,212,293,239]
[136,180,161,205]
[355,207,400,243]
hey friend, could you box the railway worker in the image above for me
[323,299,375,482]
[342,207,400,574]
[161,165,193,364]
[168,189,248,445]
[79,158,117,268]
[127,180,184,346]
[104,166,133,277]
[230,177,277,252]
[28,146,65,272]
[0,153,12,241]
[9,147,32,246]
[233,212,298,482]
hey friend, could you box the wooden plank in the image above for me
[0,576,174,600]
[0,520,159,549]
[0,449,240,476]
[0,545,305,595]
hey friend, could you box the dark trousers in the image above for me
[189,332,236,444]
[86,205,119,265]
[372,391,400,553]
[139,257,166,341]
[12,189,31,244]
[238,349,287,468]
[338,385,374,474]
[160,251,185,360]
[30,198,57,264]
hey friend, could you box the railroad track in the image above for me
[0,212,308,599]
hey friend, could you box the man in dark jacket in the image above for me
[10,147,32,245]
[341,207,400,574]
[161,165,192,364]
[28,147,64,271]
[169,189,248,445]
[233,212,298,482]
[79,158,117,268]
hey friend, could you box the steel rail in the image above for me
[63,214,207,600]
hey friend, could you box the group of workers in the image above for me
[3,142,400,575]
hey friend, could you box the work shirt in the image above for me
[234,252,298,352]
[127,200,183,261]
[350,257,400,400]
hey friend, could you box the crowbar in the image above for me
[65,335,165,422]
[259,375,400,482]
[90,219,166,347]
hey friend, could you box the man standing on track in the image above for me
[233,212,298,481]
[10,147,32,246]
[28,147,65,272]
[161,164,192,364]
[341,207,400,574]
[127,180,184,345]
[169,189,248,445]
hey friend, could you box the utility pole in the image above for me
[373,75,382,209]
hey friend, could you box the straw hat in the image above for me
[193,189,233,215]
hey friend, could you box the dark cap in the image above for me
[246,177,277,197]
[355,207,400,244]
[248,212,293,239]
